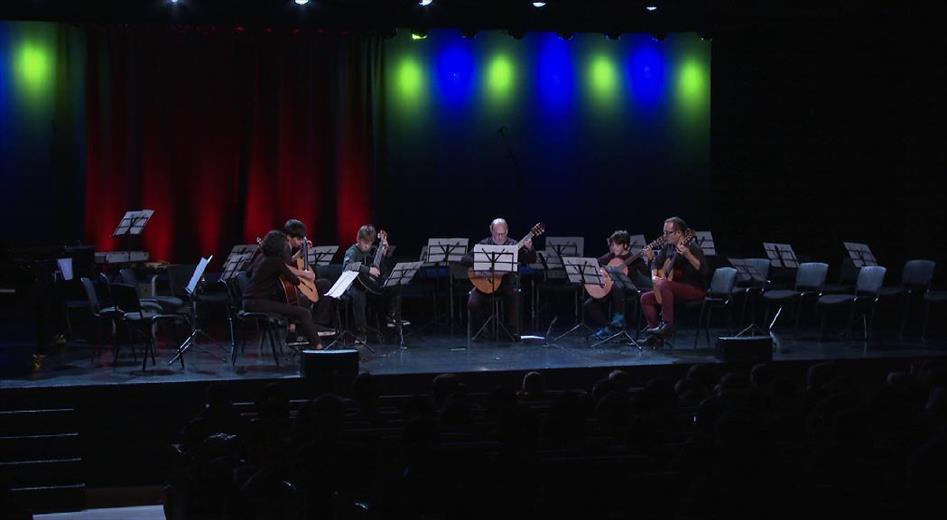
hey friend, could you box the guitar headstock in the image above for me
[681,229,698,245]
[530,222,546,238]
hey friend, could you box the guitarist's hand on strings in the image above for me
[370,266,381,278]
[676,242,691,257]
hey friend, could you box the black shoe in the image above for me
[657,322,675,338]
[644,322,666,335]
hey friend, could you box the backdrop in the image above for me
[0,22,711,264]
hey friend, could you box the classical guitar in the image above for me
[584,235,668,300]
[294,237,319,303]
[468,222,546,295]
[255,236,318,304]
[355,230,389,296]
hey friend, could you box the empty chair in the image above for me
[109,283,189,371]
[876,260,935,336]
[762,262,829,333]
[817,265,887,341]
[694,267,739,348]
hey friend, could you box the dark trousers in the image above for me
[468,283,520,335]
[348,286,402,334]
[640,279,706,327]
[583,288,628,327]
[242,298,322,347]
[301,279,334,326]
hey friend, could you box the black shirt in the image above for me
[243,255,299,301]
[651,242,710,289]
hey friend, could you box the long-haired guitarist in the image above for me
[584,230,650,340]
[464,218,538,340]
[639,217,710,342]
[243,230,324,349]
[342,224,402,341]
[282,219,334,329]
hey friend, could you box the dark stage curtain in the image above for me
[83,26,378,262]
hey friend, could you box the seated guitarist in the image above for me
[464,218,537,340]
[243,230,324,349]
[584,230,650,340]
[640,217,710,342]
[343,225,403,341]
[282,219,334,329]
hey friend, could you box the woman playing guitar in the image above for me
[639,217,710,343]
[583,230,651,340]
[243,230,324,350]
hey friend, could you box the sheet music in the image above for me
[763,243,798,268]
[561,256,604,286]
[842,242,878,267]
[186,256,213,296]
[472,244,518,273]
[426,238,469,263]
[383,261,424,288]
[695,231,716,256]
[309,246,339,266]
[545,236,585,257]
[326,271,359,299]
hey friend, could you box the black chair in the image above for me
[761,262,829,333]
[693,267,739,349]
[816,265,887,341]
[109,282,189,371]
[822,257,859,295]
[120,267,187,314]
[79,276,123,362]
[230,271,285,366]
[922,289,947,340]
[877,259,936,336]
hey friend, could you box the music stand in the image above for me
[842,242,878,267]
[168,256,216,368]
[220,245,257,281]
[113,209,155,237]
[310,246,339,267]
[425,238,469,332]
[550,257,605,344]
[469,244,519,347]
[109,210,155,263]
[729,258,771,336]
[695,231,717,257]
[324,271,364,350]
[628,234,648,256]
[383,261,423,349]
[763,242,799,269]
[589,266,643,349]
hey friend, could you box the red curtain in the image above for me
[82,26,376,264]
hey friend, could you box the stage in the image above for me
[3,328,945,391]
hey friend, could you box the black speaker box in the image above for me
[714,335,773,363]
[300,349,359,395]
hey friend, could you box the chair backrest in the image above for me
[80,277,101,312]
[118,268,139,287]
[234,271,249,295]
[837,257,859,284]
[901,259,936,288]
[747,258,771,285]
[795,262,829,291]
[855,266,886,296]
[109,283,142,315]
[708,267,738,297]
